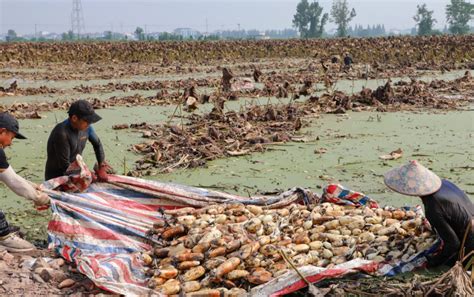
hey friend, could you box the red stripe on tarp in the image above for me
[143,204,184,210]
[326,184,337,194]
[357,261,380,274]
[109,258,141,285]
[270,261,380,296]
[58,202,150,233]
[70,190,183,220]
[49,220,133,242]
[87,257,101,275]
[65,192,161,223]
[347,193,361,200]
[107,174,249,202]
[101,196,186,213]
[271,268,349,296]
[62,245,72,262]
[92,193,163,222]
[77,260,125,294]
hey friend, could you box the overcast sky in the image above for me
[0,0,464,35]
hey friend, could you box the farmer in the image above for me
[0,113,49,252]
[45,100,114,181]
[343,53,353,69]
[384,160,474,267]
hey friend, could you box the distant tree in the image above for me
[349,24,386,37]
[198,34,219,41]
[158,32,170,41]
[247,29,260,37]
[293,0,311,37]
[134,27,145,40]
[330,0,356,37]
[414,4,437,35]
[308,2,329,38]
[158,32,183,41]
[263,29,298,39]
[61,30,74,41]
[6,29,17,42]
[446,0,474,35]
[293,0,328,38]
[104,31,113,40]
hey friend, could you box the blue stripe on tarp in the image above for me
[50,192,161,225]
[382,240,442,276]
[339,189,350,198]
[56,237,137,254]
[48,234,145,279]
[101,255,145,279]
[102,261,121,281]
[88,184,158,199]
[59,200,152,229]
[52,205,147,239]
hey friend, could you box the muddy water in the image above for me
[0,69,470,112]
[330,70,472,94]
[0,71,222,89]
[162,108,473,202]
[1,70,471,103]
[0,69,472,242]
[0,102,472,242]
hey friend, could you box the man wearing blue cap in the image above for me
[45,100,114,181]
[0,113,50,252]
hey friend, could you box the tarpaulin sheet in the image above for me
[43,166,439,296]
[43,158,313,295]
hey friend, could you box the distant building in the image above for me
[147,32,162,39]
[256,33,270,40]
[387,28,415,36]
[247,32,270,40]
[173,28,200,39]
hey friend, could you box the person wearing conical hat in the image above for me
[384,160,474,267]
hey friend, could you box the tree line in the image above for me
[293,0,473,38]
[3,0,473,42]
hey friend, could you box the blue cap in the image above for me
[0,113,27,139]
[68,100,102,124]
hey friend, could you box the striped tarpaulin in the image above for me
[46,181,167,295]
[42,159,310,295]
[42,158,438,295]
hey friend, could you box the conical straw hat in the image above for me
[384,160,442,196]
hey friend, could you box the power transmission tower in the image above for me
[71,0,86,39]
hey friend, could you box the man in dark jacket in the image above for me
[45,100,113,181]
[384,160,473,267]
[343,52,353,69]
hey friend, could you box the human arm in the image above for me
[88,126,105,166]
[51,129,72,176]
[88,126,114,181]
[0,166,49,206]
[426,215,460,267]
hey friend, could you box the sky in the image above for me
[0,0,465,35]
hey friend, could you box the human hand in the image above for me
[34,192,50,208]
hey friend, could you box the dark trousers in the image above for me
[0,210,10,237]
